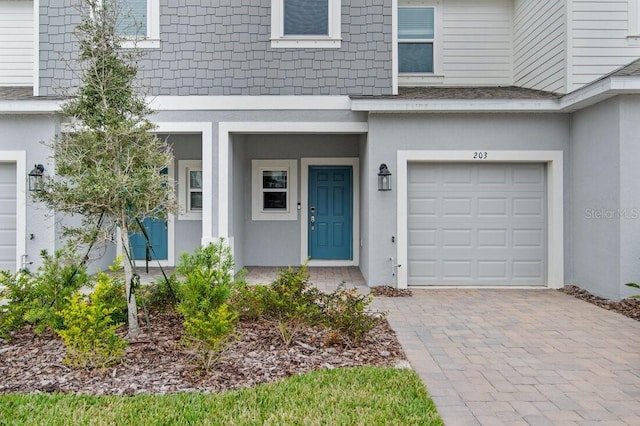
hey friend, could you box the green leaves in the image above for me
[625,282,640,299]
[56,292,128,369]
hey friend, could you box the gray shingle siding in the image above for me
[39,0,392,96]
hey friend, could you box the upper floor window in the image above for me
[271,0,342,48]
[116,0,160,49]
[398,6,434,73]
[629,0,640,43]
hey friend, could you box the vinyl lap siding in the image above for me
[441,0,512,86]
[513,0,566,93]
[0,1,33,86]
[571,0,640,91]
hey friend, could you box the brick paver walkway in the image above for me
[375,289,640,425]
[139,267,640,424]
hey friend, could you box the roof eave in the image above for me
[350,98,561,113]
[0,99,62,114]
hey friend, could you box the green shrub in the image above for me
[56,292,128,369]
[183,303,237,350]
[0,249,89,336]
[139,273,181,312]
[230,265,382,347]
[91,257,127,324]
[0,270,38,338]
[177,240,239,365]
[231,281,270,321]
[321,286,382,346]
[263,264,322,323]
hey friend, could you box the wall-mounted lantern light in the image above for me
[378,163,391,191]
[28,164,45,192]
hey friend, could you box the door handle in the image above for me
[310,215,315,223]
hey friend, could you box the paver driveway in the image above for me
[375,289,640,425]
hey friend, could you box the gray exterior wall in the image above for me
[0,114,58,271]
[39,0,393,96]
[570,96,640,300]
[163,133,203,262]
[364,113,571,287]
[236,133,361,267]
[152,109,368,238]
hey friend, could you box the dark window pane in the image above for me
[399,43,433,73]
[263,192,287,210]
[263,171,287,189]
[190,192,203,210]
[116,0,147,36]
[189,171,202,189]
[284,0,328,35]
[398,7,434,39]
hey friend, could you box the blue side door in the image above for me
[308,166,352,260]
[129,168,168,261]
[130,217,168,261]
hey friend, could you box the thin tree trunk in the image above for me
[120,219,141,340]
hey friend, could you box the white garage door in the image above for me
[407,163,547,286]
[0,163,17,272]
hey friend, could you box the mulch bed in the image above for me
[0,312,407,395]
[370,286,413,297]
[560,285,640,321]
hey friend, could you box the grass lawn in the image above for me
[0,367,442,425]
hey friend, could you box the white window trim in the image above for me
[178,160,203,221]
[120,0,160,49]
[629,0,640,44]
[396,0,443,87]
[396,150,564,290]
[252,159,298,221]
[270,0,342,48]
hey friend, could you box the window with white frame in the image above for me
[115,0,160,49]
[398,6,435,73]
[252,160,298,221]
[629,0,640,40]
[178,160,202,220]
[270,0,342,48]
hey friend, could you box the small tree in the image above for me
[34,0,176,339]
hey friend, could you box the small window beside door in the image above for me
[252,160,298,221]
[178,160,202,220]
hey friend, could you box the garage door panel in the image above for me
[478,197,507,216]
[513,229,543,247]
[513,165,545,185]
[442,229,472,247]
[442,260,473,278]
[408,229,437,247]
[513,261,544,279]
[513,197,544,216]
[478,260,508,278]
[408,163,546,286]
[477,229,508,247]
[0,163,16,272]
[478,167,507,184]
[408,197,437,215]
[442,198,473,216]
[0,202,16,215]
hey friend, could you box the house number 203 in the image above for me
[473,152,488,159]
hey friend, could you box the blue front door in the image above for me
[130,217,168,261]
[309,166,352,260]
[130,167,168,261]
